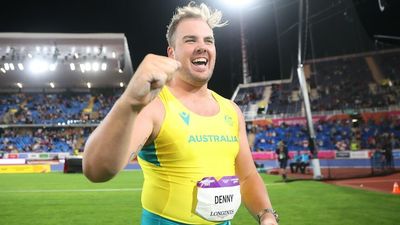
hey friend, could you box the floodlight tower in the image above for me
[297,0,322,179]
[221,0,255,84]
[239,11,251,84]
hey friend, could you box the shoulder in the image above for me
[210,90,243,119]
[229,100,245,123]
[211,92,242,117]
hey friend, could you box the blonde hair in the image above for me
[166,1,228,47]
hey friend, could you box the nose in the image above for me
[195,47,206,54]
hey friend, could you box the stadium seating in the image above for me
[1,49,400,155]
[0,89,120,154]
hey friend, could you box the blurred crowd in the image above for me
[234,50,400,116]
[248,117,400,152]
[1,50,400,154]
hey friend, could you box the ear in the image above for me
[167,47,175,59]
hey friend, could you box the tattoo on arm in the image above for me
[136,144,144,152]
[130,135,149,160]
[129,144,143,160]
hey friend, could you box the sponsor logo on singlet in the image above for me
[179,111,190,125]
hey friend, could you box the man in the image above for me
[289,151,301,174]
[275,141,289,181]
[83,2,278,225]
[298,152,310,174]
[290,151,310,174]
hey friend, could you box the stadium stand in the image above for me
[0,89,122,154]
[232,48,400,179]
[0,33,132,164]
[0,34,399,179]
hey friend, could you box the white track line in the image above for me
[0,188,143,193]
[339,179,399,184]
[266,183,286,186]
[0,182,284,193]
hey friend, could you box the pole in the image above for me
[239,10,250,84]
[296,0,322,179]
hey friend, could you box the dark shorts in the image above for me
[141,209,231,225]
[279,160,288,169]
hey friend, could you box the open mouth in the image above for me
[191,57,208,66]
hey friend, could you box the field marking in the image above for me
[338,179,399,184]
[266,183,286,186]
[0,182,284,193]
[0,188,143,193]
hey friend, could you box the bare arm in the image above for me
[83,54,180,182]
[233,103,278,225]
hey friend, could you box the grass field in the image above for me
[0,171,399,225]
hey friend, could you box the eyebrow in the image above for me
[204,36,215,42]
[182,35,215,42]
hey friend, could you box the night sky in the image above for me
[1,0,399,98]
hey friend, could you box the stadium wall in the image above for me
[1,150,399,172]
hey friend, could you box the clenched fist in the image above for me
[120,54,181,109]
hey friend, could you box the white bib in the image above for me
[195,176,241,221]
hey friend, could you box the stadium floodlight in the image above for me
[101,62,107,71]
[49,82,55,88]
[80,63,85,73]
[92,62,100,71]
[49,63,57,71]
[86,82,91,89]
[220,0,256,8]
[16,82,23,88]
[9,63,15,71]
[4,63,10,71]
[0,68,6,73]
[94,47,100,54]
[70,63,76,71]
[119,82,124,87]
[29,59,49,74]
[85,62,92,71]
[17,63,24,71]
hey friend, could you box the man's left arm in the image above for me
[232,103,278,225]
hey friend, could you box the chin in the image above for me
[193,72,212,82]
[185,74,210,86]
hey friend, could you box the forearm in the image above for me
[240,171,277,225]
[241,171,272,216]
[83,98,139,182]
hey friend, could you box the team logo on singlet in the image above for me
[224,115,233,126]
[179,111,190,125]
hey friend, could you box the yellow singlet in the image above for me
[138,86,240,224]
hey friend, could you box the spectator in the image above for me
[275,141,289,181]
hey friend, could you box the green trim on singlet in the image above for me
[141,209,231,225]
[138,142,160,166]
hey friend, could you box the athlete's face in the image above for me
[168,18,216,86]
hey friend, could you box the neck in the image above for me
[167,77,219,116]
[168,77,210,98]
